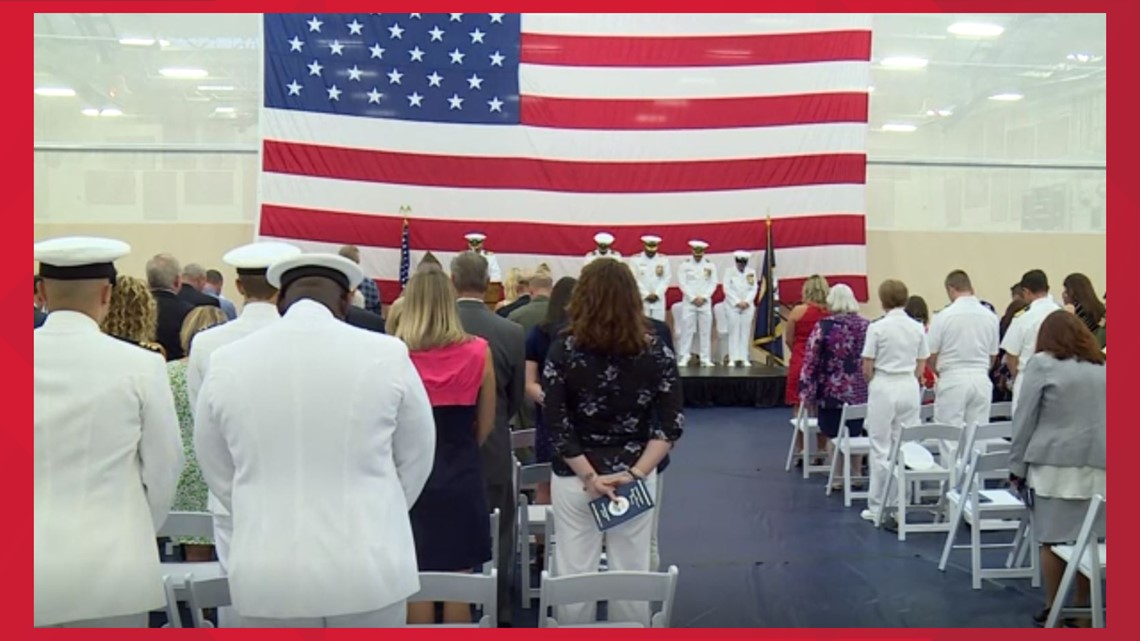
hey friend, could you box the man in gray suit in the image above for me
[451,252,524,627]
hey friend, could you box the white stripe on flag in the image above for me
[520,13,872,36]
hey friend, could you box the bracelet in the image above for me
[629,467,646,480]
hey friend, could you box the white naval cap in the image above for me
[688,240,709,250]
[641,235,662,245]
[733,250,751,260]
[35,236,130,282]
[223,241,302,275]
[594,232,615,246]
[267,253,364,292]
[465,232,487,242]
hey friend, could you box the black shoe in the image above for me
[882,517,899,533]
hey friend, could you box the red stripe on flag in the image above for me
[520,30,872,68]
[259,205,867,256]
[519,93,868,130]
[262,140,866,193]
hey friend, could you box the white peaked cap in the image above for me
[641,235,662,244]
[594,232,615,245]
[35,236,130,281]
[688,240,709,250]
[223,242,302,273]
[733,250,751,260]
[465,232,487,242]
[267,253,364,291]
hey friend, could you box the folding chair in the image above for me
[784,405,828,478]
[950,421,1013,488]
[409,570,498,628]
[155,511,224,605]
[876,423,959,540]
[185,574,231,628]
[1046,495,1106,628]
[937,450,1038,589]
[989,401,1012,422]
[516,461,552,606]
[538,566,679,628]
[511,428,536,451]
[825,403,870,507]
[483,509,500,576]
[919,403,935,422]
[161,575,183,628]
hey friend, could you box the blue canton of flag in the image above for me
[264,13,521,125]
[398,218,411,289]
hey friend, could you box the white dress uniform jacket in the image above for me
[676,257,719,362]
[722,267,759,363]
[35,312,183,626]
[630,252,671,320]
[194,300,436,619]
[472,250,502,283]
[928,295,999,432]
[1000,296,1063,412]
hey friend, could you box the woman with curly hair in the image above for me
[101,275,165,358]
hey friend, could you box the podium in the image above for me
[483,282,503,312]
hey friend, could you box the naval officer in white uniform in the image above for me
[676,240,718,367]
[722,250,759,366]
[629,235,670,321]
[465,233,502,283]
[1001,269,1062,414]
[860,279,929,525]
[584,231,622,265]
[35,237,183,628]
[194,252,436,627]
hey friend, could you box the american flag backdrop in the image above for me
[258,13,871,304]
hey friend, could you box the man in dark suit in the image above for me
[451,252,524,627]
[345,305,386,333]
[146,254,196,360]
[179,263,222,309]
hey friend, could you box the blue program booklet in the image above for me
[589,478,655,531]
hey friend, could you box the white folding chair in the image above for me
[511,428,536,451]
[161,575,183,628]
[516,461,552,606]
[876,423,959,540]
[919,403,935,422]
[950,421,1013,488]
[938,450,1038,589]
[538,566,679,628]
[784,405,828,478]
[989,401,1013,422]
[483,509,500,576]
[155,511,224,606]
[409,570,498,628]
[825,403,870,507]
[185,574,231,628]
[1046,495,1106,628]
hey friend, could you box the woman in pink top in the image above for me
[394,270,496,625]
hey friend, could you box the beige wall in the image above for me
[35,222,1107,311]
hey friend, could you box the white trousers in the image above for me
[212,513,242,628]
[725,304,756,363]
[866,373,921,518]
[241,600,407,628]
[551,473,656,626]
[43,613,147,628]
[649,474,664,572]
[933,369,993,473]
[644,301,666,321]
[677,302,712,362]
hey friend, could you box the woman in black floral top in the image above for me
[542,258,683,626]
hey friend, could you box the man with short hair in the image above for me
[34,274,47,328]
[35,237,183,628]
[337,245,383,315]
[147,254,196,360]
[194,252,436,628]
[507,272,554,333]
[1001,269,1062,413]
[451,251,524,627]
[205,269,238,320]
[179,263,222,309]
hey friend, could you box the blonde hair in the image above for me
[394,271,469,351]
[801,274,829,306]
[502,266,524,302]
[387,297,405,335]
[180,306,228,355]
[102,275,158,343]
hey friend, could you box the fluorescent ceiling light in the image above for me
[81,108,101,117]
[926,108,953,117]
[880,56,928,70]
[35,87,76,97]
[988,92,1024,102]
[881,123,917,133]
[159,39,171,47]
[197,85,235,91]
[213,106,236,114]
[119,37,156,46]
[1067,52,1103,63]
[100,108,123,117]
[159,67,209,79]
[947,22,1004,37]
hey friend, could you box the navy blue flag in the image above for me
[753,218,785,365]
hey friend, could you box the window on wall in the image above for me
[34,13,1106,233]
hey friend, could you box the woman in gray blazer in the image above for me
[1009,310,1106,626]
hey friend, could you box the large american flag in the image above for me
[258,13,870,304]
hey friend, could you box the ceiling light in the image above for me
[880,56,928,70]
[81,108,101,117]
[988,92,1024,102]
[1067,52,1103,63]
[159,67,209,79]
[213,106,236,114]
[100,108,123,117]
[947,22,1004,37]
[119,37,156,46]
[867,86,875,93]
[926,108,954,117]
[159,39,171,48]
[881,123,917,133]
[35,87,76,97]
[197,85,235,92]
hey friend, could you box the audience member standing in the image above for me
[147,254,196,360]
[904,295,936,392]
[495,267,529,316]
[205,269,239,320]
[543,259,684,626]
[676,240,718,366]
[337,244,383,315]
[179,263,222,309]
[396,269,495,625]
[195,253,435,628]
[1061,273,1105,334]
[860,279,928,526]
[1008,311,1105,626]
[35,237,183,628]
[786,275,830,462]
[508,271,554,332]
[452,252,525,627]
[101,275,166,358]
[1002,270,1062,413]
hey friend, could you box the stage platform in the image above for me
[679,364,787,408]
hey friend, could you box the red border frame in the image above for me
[21,1,1123,637]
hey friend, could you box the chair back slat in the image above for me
[412,570,497,607]
[539,567,679,628]
[841,403,867,422]
[900,422,962,444]
[919,404,935,422]
[989,402,1013,421]
[186,574,231,628]
[158,512,215,540]
[972,450,1011,475]
[519,463,552,488]
[511,429,536,450]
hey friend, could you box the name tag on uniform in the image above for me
[589,479,655,531]
[703,268,712,279]
[747,274,756,285]
[656,265,664,277]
